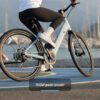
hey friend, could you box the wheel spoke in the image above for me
[69,33,93,77]
[0,29,43,81]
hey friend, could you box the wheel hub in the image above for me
[14,48,26,62]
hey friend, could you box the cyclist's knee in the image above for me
[58,13,64,20]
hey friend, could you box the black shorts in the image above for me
[19,7,64,33]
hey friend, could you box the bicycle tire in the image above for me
[0,28,43,81]
[68,32,94,77]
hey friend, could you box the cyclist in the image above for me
[18,0,76,71]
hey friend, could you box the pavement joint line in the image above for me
[0,85,28,89]
[71,80,100,85]
[0,68,100,90]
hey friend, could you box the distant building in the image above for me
[0,0,100,39]
[90,23,100,39]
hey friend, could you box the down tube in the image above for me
[53,18,71,55]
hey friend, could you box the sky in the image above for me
[0,0,99,34]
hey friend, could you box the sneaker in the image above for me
[7,37,18,44]
[38,33,55,48]
[2,54,9,61]
[40,64,48,72]
[40,64,53,72]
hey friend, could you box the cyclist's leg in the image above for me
[19,7,64,48]
[19,11,44,35]
[33,7,63,70]
[31,7,64,47]
[19,7,63,71]
[19,12,48,71]
[0,53,9,61]
[29,7,63,69]
[29,7,64,30]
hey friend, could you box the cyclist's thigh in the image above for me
[31,7,62,22]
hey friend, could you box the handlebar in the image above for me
[58,2,80,14]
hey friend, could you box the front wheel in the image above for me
[68,32,94,77]
[0,28,43,81]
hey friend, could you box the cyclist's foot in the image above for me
[38,27,55,48]
[40,64,53,72]
[7,37,18,44]
[39,33,55,48]
[45,65,53,72]
[2,54,9,61]
[40,65,47,72]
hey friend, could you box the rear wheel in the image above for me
[68,32,94,77]
[0,29,43,81]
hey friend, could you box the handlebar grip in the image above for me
[58,2,80,13]
[70,0,77,3]
[71,2,80,7]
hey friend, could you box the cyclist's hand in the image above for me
[70,0,76,3]
[70,0,77,7]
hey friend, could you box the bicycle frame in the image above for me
[24,17,72,60]
[24,2,82,60]
[53,17,71,55]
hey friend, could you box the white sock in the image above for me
[43,27,54,37]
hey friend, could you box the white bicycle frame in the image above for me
[24,17,72,60]
[53,18,71,55]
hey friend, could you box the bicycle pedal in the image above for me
[44,68,51,72]
[45,43,54,49]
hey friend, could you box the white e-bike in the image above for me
[0,2,94,81]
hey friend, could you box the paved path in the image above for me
[0,68,100,100]
[0,68,100,90]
